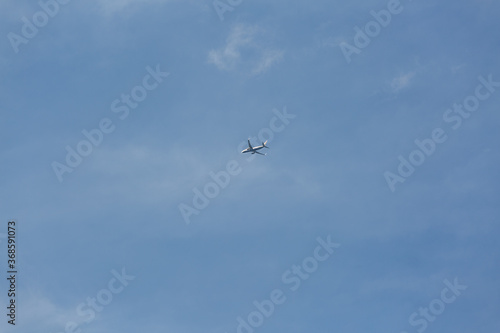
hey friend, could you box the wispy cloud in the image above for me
[451,63,466,74]
[208,24,284,75]
[6,292,83,332]
[252,49,284,75]
[390,71,416,93]
[208,25,256,71]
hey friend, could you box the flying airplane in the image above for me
[241,139,269,155]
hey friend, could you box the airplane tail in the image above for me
[262,140,269,148]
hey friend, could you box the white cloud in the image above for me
[207,25,257,71]
[390,71,416,92]
[252,49,284,75]
[208,24,284,75]
[2,292,84,333]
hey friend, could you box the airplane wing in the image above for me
[247,139,253,149]
[255,151,266,156]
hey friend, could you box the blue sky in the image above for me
[1,0,499,332]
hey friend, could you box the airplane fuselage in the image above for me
[241,140,269,155]
[241,145,265,153]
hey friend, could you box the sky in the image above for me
[0,0,499,332]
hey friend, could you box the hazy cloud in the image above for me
[390,71,416,92]
[208,24,284,75]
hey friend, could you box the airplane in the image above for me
[241,139,269,155]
